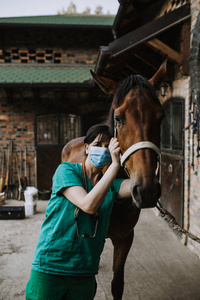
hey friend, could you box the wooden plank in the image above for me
[109,3,190,57]
[180,21,190,75]
[146,38,183,65]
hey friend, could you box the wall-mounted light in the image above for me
[159,82,169,97]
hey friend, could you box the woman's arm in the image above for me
[117,179,131,199]
[62,138,121,214]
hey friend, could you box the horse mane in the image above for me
[103,74,159,135]
[113,74,159,107]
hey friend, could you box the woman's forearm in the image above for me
[62,162,120,214]
[83,163,120,213]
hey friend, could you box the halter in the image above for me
[114,120,161,177]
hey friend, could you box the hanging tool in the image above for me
[0,150,5,193]
[21,147,28,189]
[4,141,13,199]
[15,152,22,200]
[34,151,37,188]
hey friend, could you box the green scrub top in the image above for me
[31,162,124,276]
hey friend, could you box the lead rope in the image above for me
[74,161,100,238]
[156,200,200,244]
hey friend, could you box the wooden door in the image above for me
[160,98,184,226]
[35,113,81,191]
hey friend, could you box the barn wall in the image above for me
[160,0,200,257]
[185,0,200,257]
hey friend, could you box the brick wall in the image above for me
[0,89,36,189]
[160,0,200,257]
[185,0,200,257]
[0,86,110,191]
[0,47,98,64]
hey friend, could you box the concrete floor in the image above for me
[1,200,200,300]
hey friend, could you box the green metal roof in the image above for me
[0,64,94,86]
[0,15,115,26]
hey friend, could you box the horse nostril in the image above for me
[131,181,161,208]
[132,185,138,199]
[132,185,142,208]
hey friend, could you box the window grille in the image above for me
[161,98,184,155]
[36,114,81,146]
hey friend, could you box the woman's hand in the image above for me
[63,138,121,215]
[108,138,121,168]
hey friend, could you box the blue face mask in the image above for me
[89,146,112,168]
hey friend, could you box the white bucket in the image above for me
[24,186,38,205]
[25,203,37,216]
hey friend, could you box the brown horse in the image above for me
[61,61,167,300]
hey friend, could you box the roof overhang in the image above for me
[95,3,191,81]
[0,64,94,88]
[109,3,190,57]
[0,15,115,29]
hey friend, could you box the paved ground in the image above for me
[1,200,200,300]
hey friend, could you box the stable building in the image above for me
[1,0,200,258]
[0,15,114,194]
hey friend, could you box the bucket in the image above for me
[38,189,51,200]
[24,186,38,204]
[24,187,38,216]
[25,203,37,216]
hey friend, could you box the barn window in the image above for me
[35,114,81,146]
[161,98,184,154]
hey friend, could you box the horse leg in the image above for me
[111,230,134,300]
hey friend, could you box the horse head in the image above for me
[91,61,167,209]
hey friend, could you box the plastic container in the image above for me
[24,187,38,204]
[24,187,38,216]
[25,203,37,216]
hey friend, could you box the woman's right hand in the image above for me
[108,138,121,168]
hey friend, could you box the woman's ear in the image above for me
[84,143,89,155]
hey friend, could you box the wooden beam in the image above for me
[109,3,190,57]
[180,21,190,75]
[146,38,183,65]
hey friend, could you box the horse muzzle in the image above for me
[131,179,161,209]
[119,141,161,209]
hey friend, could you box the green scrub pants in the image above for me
[26,270,97,300]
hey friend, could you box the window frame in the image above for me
[161,97,185,156]
[35,113,81,147]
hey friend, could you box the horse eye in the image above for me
[114,116,121,124]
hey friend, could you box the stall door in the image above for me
[160,98,184,226]
[36,114,81,191]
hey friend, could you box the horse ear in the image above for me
[90,70,120,95]
[149,60,168,88]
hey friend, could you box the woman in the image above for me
[26,124,131,300]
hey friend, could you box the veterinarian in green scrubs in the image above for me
[26,124,131,300]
